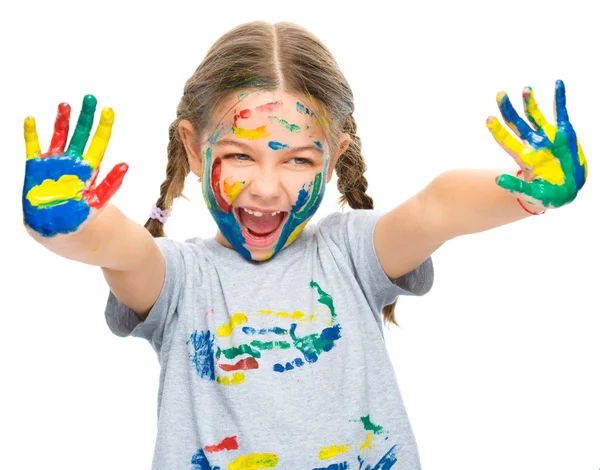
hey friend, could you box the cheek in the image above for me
[285,171,322,205]
[218,162,250,206]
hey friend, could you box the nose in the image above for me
[249,167,281,201]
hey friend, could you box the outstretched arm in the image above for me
[375,80,588,280]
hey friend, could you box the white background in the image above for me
[2,0,599,469]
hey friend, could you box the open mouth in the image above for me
[235,207,289,248]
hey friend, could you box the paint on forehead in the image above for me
[208,123,229,146]
[268,141,289,150]
[268,116,301,133]
[255,101,282,113]
[233,109,252,128]
[237,91,249,100]
[232,125,270,140]
[296,102,315,117]
[314,141,323,149]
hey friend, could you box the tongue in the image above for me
[239,210,284,235]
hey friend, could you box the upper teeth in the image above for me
[242,208,281,217]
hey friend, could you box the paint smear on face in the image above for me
[296,101,314,117]
[204,436,239,453]
[256,101,282,112]
[223,177,245,204]
[228,453,279,470]
[210,158,231,212]
[233,109,252,127]
[268,116,301,132]
[268,141,289,150]
[314,141,323,149]
[232,124,270,140]
[318,444,349,460]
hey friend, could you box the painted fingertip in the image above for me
[58,102,71,117]
[82,94,98,110]
[555,79,565,89]
[24,116,36,129]
[485,116,496,128]
[100,107,115,124]
[522,86,532,99]
[496,91,507,103]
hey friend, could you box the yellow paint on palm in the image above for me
[232,125,270,140]
[24,117,41,160]
[83,107,114,169]
[228,453,279,470]
[224,178,245,204]
[487,118,565,185]
[217,313,249,337]
[284,220,309,248]
[26,175,85,207]
[318,444,349,460]
[360,432,375,452]
[216,372,245,386]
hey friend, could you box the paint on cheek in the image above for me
[268,116,301,132]
[210,158,231,212]
[268,141,289,150]
[296,101,314,117]
[223,177,245,204]
[232,125,270,140]
[294,172,323,219]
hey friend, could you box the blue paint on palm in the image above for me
[22,156,93,237]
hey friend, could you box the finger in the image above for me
[83,163,129,209]
[43,102,71,157]
[65,95,97,158]
[24,116,41,160]
[522,86,557,141]
[83,107,115,169]
[554,79,569,125]
[496,173,545,201]
[486,116,527,168]
[496,91,542,148]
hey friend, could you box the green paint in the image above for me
[65,95,97,158]
[310,279,336,319]
[237,91,249,100]
[268,116,301,132]
[220,344,261,359]
[294,172,323,220]
[360,415,384,434]
[250,340,291,350]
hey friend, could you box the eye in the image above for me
[288,157,313,167]
[223,153,252,162]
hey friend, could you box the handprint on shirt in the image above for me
[22,95,128,237]
[486,80,587,210]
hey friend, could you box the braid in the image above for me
[335,115,398,326]
[144,118,190,237]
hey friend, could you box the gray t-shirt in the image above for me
[105,209,434,470]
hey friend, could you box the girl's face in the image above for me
[186,90,347,261]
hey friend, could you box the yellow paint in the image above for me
[217,372,245,386]
[275,311,289,318]
[360,432,375,452]
[24,117,41,160]
[523,88,557,141]
[228,453,279,470]
[232,125,270,140]
[578,140,588,180]
[84,107,114,169]
[291,310,306,320]
[26,175,85,207]
[224,178,245,204]
[217,313,248,337]
[318,444,349,460]
[284,220,309,248]
[258,309,273,316]
[92,247,99,252]
[486,117,565,185]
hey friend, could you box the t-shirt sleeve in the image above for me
[316,209,434,312]
[104,237,184,353]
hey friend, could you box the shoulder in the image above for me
[313,209,385,236]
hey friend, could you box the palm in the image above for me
[486,80,588,209]
[22,95,128,237]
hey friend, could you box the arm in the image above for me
[23,96,163,319]
[375,80,588,280]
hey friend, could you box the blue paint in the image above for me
[314,141,322,149]
[498,94,549,149]
[23,156,93,237]
[190,448,221,470]
[242,326,288,336]
[312,463,349,470]
[296,101,314,117]
[268,141,289,150]
[186,330,216,381]
[370,444,399,470]
[273,357,305,373]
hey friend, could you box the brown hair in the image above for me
[144,21,399,326]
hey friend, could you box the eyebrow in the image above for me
[213,138,324,157]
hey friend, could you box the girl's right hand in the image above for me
[22,95,129,238]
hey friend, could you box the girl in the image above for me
[22,21,587,470]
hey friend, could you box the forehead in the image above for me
[203,90,327,145]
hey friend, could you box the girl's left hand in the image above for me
[486,80,588,212]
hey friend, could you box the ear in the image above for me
[326,133,351,183]
[179,120,203,177]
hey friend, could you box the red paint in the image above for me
[233,108,252,127]
[210,158,231,212]
[83,163,129,208]
[204,436,239,453]
[255,101,282,112]
[42,102,71,157]
[218,357,259,371]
